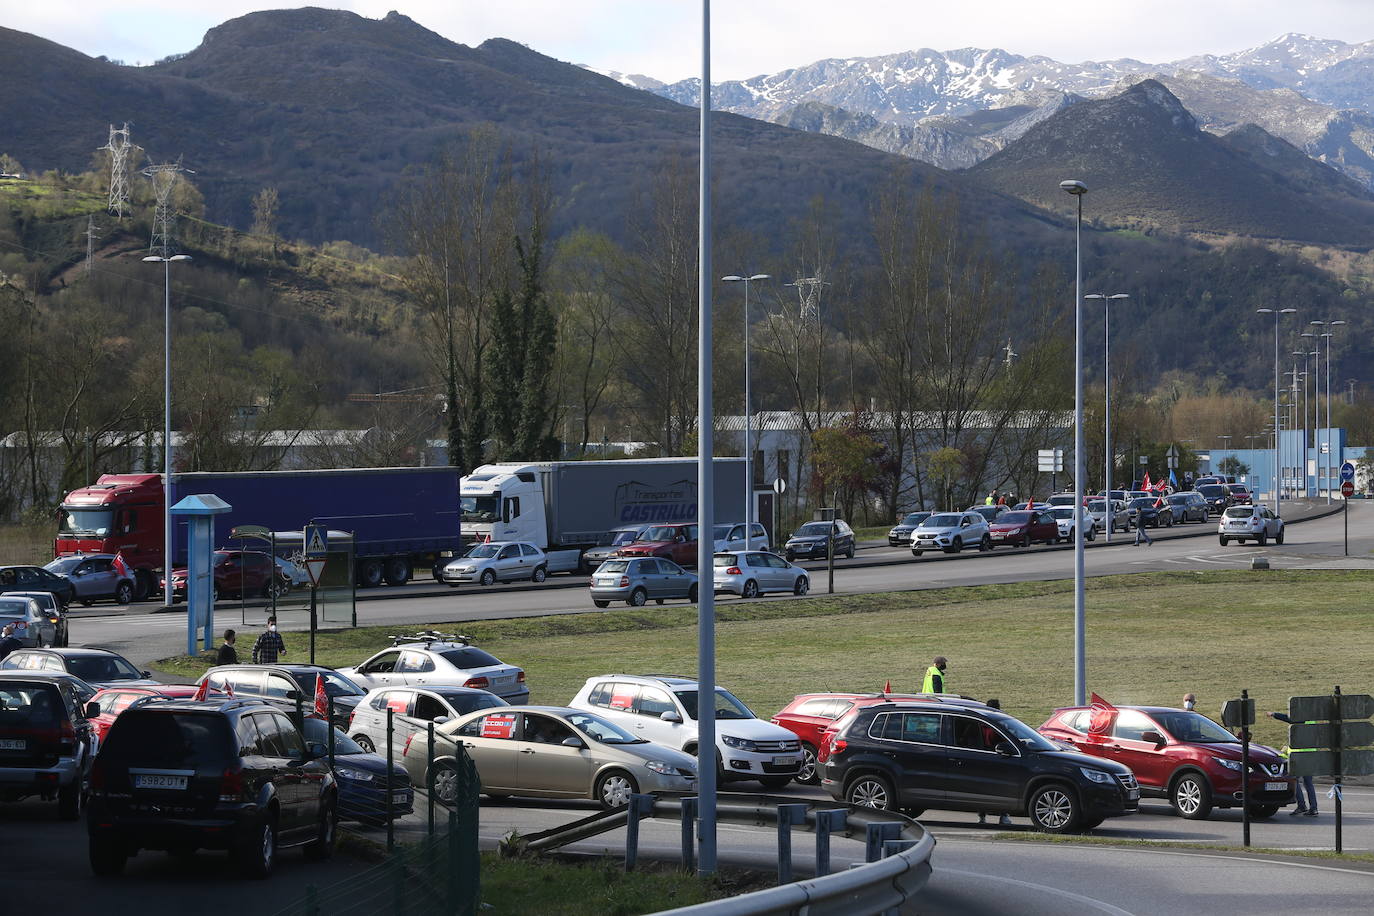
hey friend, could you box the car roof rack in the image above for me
[388,630,470,647]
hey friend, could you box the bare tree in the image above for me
[551,230,620,456]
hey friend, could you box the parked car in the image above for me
[1040,705,1294,819]
[1193,476,1222,489]
[911,512,991,556]
[1126,496,1174,528]
[162,550,279,602]
[5,592,68,647]
[968,504,1009,523]
[1049,506,1098,542]
[1,647,156,688]
[711,522,770,553]
[614,523,700,568]
[1046,493,1079,508]
[713,551,809,598]
[0,596,60,648]
[440,541,550,586]
[1226,484,1254,506]
[199,664,369,731]
[988,510,1060,548]
[821,698,1139,832]
[402,705,698,810]
[301,716,413,826]
[1011,502,1053,512]
[784,520,855,562]
[87,697,337,877]
[0,565,75,609]
[1196,484,1232,515]
[1218,505,1285,546]
[0,674,98,819]
[580,525,647,573]
[569,674,803,788]
[1087,499,1128,533]
[339,635,529,705]
[888,512,933,546]
[0,669,98,708]
[43,554,136,606]
[348,685,508,755]
[589,557,699,608]
[1166,492,1208,524]
[88,684,208,741]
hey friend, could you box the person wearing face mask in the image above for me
[1182,693,1196,711]
[252,615,286,664]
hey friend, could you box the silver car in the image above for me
[580,526,647,573]
[713,551,809,598]
[911,512,991,555]
[402,705,697,809]
[440,542,549,586]
[590,558,699,608]
[339,635,530,704]
[711,522,770,552]
[1219,505,1285,546]
[0,596,59,648]
[42,554,135,606]
[349,685,508,756]
[1087,498,1129,533]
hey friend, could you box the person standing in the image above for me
[1182,693,1196,711]
[922,656,949,694]
[1267,710,1319,816]
[986,491,996,506]
[217,629,239,665]
[978,698,1013,827]
[252,616,286,664]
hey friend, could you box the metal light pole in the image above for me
[144,254,191,608]
[1084,293,1128,543]
[1312,319,1346,501]
[1285,367,1302,496]
[722,274,770,543]
[1256,308,1295,513]
[695,0,717,877]
[1060,179,1087,707]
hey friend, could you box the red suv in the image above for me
[1226,484,1253,505]
[88,685,207,741]
[988,510,1060,548]
[614,524,699,568]
[1039,705,1294,819]
[162,550,282,602]
[772,693,890,784]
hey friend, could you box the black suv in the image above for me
[199,664,368,731]
[0,674,98,819]
[87,698,336,877]
[821,700,1139,833]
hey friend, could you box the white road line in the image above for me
[939,866,1136,915]
[989,841,1374,878]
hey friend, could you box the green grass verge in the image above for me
[155,570,1374,751]
[479,854,765,914]
[991,831,1374,865]
[0,522,57,567]
[852,525,892,541]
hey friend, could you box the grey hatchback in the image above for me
[590,558,699,608]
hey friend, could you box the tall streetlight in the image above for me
[143,253,192,609]
[1312,319,1346,502]
[721,274,770,542]
[1256,308,1296,513]
[1084,293,1128,542]
[1060,179,1087,707]
[1285,368,1303,497]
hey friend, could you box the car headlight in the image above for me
[1214,757,1243,771]
[720,735,757,751]
[459,565,476,573]
[1079,767,1114,784]
[644,760,677,775]
[335,766,375,782]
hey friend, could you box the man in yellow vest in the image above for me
[922,656,949,694]
[1267,710,1318,816]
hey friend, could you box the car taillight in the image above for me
[464,676,490,689]
[219,767,244,802]
[831,738,847,754]
[89,758,105,791]
[619,576,629,587]
[725,567,741,575]
[516,671,526,683]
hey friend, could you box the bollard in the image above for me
[776,803,809,885]
[447,807,459,912]
[624,793,655,871]
[386,707,395,853]
[304,885,320,916]
[427,720,436,835]
[680,796,698,873]
[391,854,406,916]
[814,809,848,877]
[865,821,903,862]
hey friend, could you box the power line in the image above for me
[98,123,140,219]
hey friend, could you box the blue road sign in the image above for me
[305,523,328,559]
[1341,461,1356,482]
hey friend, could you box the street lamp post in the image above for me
[1311,319,1346,502]
[1060,179,1087,707]
[721,274,770,543]
[1285,367,1303,497]
[1084,293,1128,543]
[1256,308,1296,513]
[143,254,192,608]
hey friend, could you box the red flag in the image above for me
[1141,471,1152,491]
[112,552,131,579]
[224,681,235,699]
[313,673,329,720]
[1088,692,1116,735]
[883,680,891,694]
[193,679,210,702]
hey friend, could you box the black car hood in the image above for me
[1039,748,1133,775]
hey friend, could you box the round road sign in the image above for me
[1341,461,1356,482]
[1341,480,1355,498]
[773,477,787,495]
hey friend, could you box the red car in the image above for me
[614,523,700,568]
[161,549,283,602]
[88,685,209,741]
[1039,705,1294,819]
[1226,484,1253,505]
[988,510,1061,548]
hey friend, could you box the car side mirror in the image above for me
[660,711,682,723]
[141,670,151,679]
[434,716,451,725]
[1141,730,1166,747]
[285,689,300,701]
[561,736,585,748]
[994,741,1017,757]
[84,702,100,719]
[306,741,328,760]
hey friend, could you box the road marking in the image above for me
[940,866,1136,915]
[988,841,1374,878]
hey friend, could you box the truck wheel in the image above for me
[357,560,384,588]
[383,558,411,587]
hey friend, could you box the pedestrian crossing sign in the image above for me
[305,524,327,559]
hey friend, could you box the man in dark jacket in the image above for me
[252,617,286,664]
[0,624,22,662]
[217,629,239,665]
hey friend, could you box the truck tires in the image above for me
[133,569,155,602]
[383,558,411,587]
[357,560,384,588]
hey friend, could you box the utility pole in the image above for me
[142,158,193,257]
[85,215,100,275]
[98,123,140,219]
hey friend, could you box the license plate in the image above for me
[596,577,616,585]
[772,756,797,766]
[1264,781,1287,792]
[135,774,187,790]
[0,738,25,750]
[392,791,409,805]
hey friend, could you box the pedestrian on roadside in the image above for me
[1267,710,1319,816]
[0,624,21,662]
[1182,693,1196,711]
[921,656,949,694]
[252,616,286,664]
[1133,507,1153,546]
[978,697,1013,827]
[986,491,996,506]
[217,629,239,666]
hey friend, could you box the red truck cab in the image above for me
[55,474,163,600]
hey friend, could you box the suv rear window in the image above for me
[437,648,500,669]
[0,683,61,727]
[1223,507,1255,518]
[102,710,234,767]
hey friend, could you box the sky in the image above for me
[10,1,1374,82]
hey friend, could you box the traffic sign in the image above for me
[304,557,327,588]
[305,524,327,559]
[1289,721,1374,749]
[1290,749,1374,778]
[1037,448,1063,473]
[1342,481,1355,498]
[1166,445,1179,459]
[1291,693,1374,721]
[1222,698,1255,728]
[1340,461,1356,482]
[773,478,787,495]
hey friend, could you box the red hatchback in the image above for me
[88,685,209,741]
[988,510,1060,548]
[1039,705,1294,819]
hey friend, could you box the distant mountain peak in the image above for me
[1120,79,1196,129]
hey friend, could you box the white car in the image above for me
[1218,505,1285,547]
[1049,506,1098,542]
[338,634,530,704]
[911,511,991,555]
[349,684,509,755]
[440,541,548,586]
[712,551,808,597]
[568,674,803,788]
[710,522,770,553]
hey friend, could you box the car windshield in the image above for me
[1153,710,1239,744]
[1198,485,1226,497]
[998,512,1031,524]
[566,711,645,744]
[460,496,500,523]
[301,716,366,754]
[65,653,143,682]
[598,560,629,574]
[437,647,501,669]
[713,525,732,539]
[1228,486,1249,494]
[44,556,87,575]
[794,523,837,537]
[674,687,754,721]
[464,545,501,559]
[1087,500,1106,511]
[290,670,366,698]
[1223,507,1255,518]
[641,526,684,541]
[922,515,961,527]
[58,508,112,537]
[993,714,1059,752]
[900,513,927,525]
